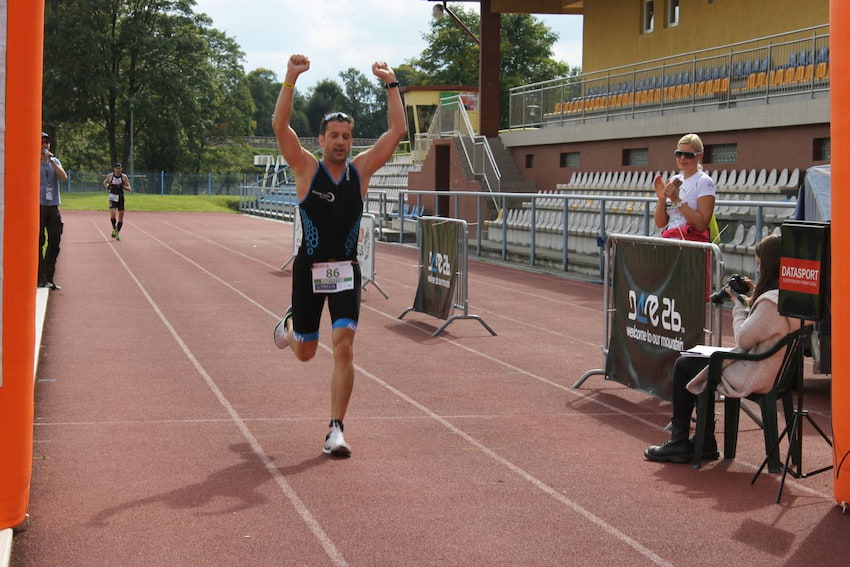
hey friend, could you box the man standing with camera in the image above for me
[39,132,68,290]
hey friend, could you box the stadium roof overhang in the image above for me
[425,0,583,16]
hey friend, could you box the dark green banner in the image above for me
[605,240,707,400]
[414,218,459,320]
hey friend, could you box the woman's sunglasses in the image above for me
[674,150,700,159]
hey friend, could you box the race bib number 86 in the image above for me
[311,261,354,293]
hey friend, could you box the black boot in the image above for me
[645,438,692,463]
[645,423,691,463]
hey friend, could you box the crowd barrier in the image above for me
[573,235,724,401]
[398,217,496,337]
[357,214,387,298]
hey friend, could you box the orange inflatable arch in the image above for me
[831,0,850,505]
[1,0,43,529]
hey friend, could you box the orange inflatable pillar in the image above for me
[0,0,44,528]
[832,0,850,506]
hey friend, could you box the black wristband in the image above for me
[385,81,399,90]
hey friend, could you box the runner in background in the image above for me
[103,162,132,240]
[271,53,406,457]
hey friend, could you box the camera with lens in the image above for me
[709,274,750,305]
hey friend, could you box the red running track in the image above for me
[12,210,844,566]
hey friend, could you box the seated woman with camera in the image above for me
[644,234,802,463]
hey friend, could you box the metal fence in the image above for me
[239,184,798,281]
[63,170,259,196]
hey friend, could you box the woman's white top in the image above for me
[666,169,716,230]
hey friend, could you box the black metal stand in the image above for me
[751,368,833,504]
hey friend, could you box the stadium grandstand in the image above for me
[243,0,829,279]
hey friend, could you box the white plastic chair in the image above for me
[754,169,768,192]
[734,224,759,254]
[721,223,746,252]
[775,168,789,190]
[785,168,800,191]
[725,169,738,190]
[716,169,729,190]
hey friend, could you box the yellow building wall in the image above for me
[583,0,829,73]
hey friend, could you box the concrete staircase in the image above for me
[447,136,537,199]
[486,136,538,195]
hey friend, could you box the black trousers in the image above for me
[39,205,63,284]
[670,355,715,441]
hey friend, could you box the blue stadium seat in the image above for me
[786,51,797,69]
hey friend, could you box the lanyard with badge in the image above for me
[311,260,354,293]
[42,160,54,201]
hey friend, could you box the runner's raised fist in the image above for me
[371,61,395,83]
[288,54,310,75]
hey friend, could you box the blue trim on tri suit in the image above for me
[332,318,358,332]
[292,329,320,343]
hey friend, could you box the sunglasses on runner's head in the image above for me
[321,112,352,128]
[674,150,700,159]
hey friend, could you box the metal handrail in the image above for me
[511,24,829,93]
[417,95,501,211]
[510,25,830,128]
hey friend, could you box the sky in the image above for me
[192,0,583,90]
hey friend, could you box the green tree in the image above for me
[410,6,578,127]
[412,5,480,86]
[337,68,386,139]
[43,0,254,173]
[304,80,347,137]
[289,88,312,139]
[248,68,281,137]
[393,64,425,89]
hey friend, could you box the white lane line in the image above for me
[34,411,664,428]
[148,218,834,503]
[158,219,603,345]
[95,222,348,567]
[158,219,284,272]
[133,222,676,566]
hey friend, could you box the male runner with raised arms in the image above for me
[272,53,405,456]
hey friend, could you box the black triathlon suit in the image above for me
[291,161,363,342]
[108,173,126,210]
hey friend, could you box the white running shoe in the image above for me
[273,306,293,349]
[323,421,351,457]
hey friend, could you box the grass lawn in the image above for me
[61,192,240,213]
